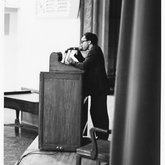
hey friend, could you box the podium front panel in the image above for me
[39,72,83,151]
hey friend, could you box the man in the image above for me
[68,32,109,140]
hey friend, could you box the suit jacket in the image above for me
[72,45,109,96]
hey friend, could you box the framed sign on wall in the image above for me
[36,0,80,19]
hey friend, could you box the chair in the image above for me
[76,127,111,165]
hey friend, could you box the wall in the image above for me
[4,8,19,91]
[4,0,80,91]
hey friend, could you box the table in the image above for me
[4,90,39,133]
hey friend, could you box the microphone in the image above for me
[65,47,82,53]
[69,47,79,50]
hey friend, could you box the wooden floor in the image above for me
[16,136,107,165]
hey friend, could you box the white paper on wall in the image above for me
[36,0,80,19]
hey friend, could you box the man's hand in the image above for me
[67,57,75,64]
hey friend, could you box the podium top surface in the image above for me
[49,52,84,73]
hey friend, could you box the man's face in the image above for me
[80,36,90,51]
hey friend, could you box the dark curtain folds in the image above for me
[80,0,122,92]
[110,0,160,165]
[80,0,110,71]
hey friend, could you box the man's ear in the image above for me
[88,40,91,45]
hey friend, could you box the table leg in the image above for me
[15,109,20,135]
[15,109,20,125]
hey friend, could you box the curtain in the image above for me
[80,0,122,92]
[80,0,110,71]
[110,0,160,165]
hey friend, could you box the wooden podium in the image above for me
[39,52,84,151]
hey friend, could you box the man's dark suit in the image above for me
[73,45,109,139]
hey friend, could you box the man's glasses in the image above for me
[80,40,88,44]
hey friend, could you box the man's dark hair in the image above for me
[84,32,98,45]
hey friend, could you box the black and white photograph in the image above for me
[1,0,163,165]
